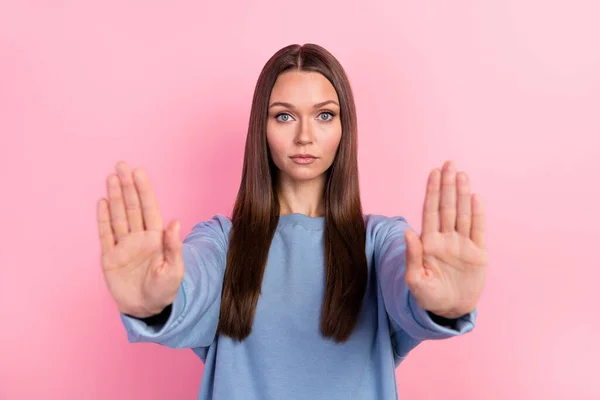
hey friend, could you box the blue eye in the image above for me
[275,113,293,122]
[318,112,335,121]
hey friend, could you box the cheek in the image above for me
[322,130,342,158]
[266,132,287,162]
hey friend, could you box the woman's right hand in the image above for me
[96,161,184,318]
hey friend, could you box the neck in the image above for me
[276,173,327,217]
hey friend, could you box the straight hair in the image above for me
[217,43,367,343]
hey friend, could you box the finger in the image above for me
[115,161,144,232]
[456,172,472,237]
[404,229,423,285]
[440,160,457,232]
[107,173,129,240]
[422,168,441,234]
[163,220,183,271]
[470,194,485,248]
[133,166,163,231]
[97,198,115,254]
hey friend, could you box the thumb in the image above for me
[404,229,423,284]
[164,220,183,267]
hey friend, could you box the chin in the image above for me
[285,168,325,182]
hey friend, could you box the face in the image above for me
[266,70,342,184]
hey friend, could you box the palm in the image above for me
[102,230,168,312]
[405,161,487,319]
[97,162,183,318]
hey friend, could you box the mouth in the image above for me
[290,154,318,164]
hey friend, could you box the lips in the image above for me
[290,154,318,165]
[290,154,317,159]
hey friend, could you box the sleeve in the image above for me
[372,216,477,360]
[119,214,230,349]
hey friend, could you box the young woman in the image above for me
[97,43,487,399]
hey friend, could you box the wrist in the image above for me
[428,305,474,319]
[121,303,168,319]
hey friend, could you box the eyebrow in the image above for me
[268,100,339,109]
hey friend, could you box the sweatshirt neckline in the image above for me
[277,213,325,229]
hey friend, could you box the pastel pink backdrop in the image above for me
[1,1,598,399]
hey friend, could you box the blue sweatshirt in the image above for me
[119,213,477,399]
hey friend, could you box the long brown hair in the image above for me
[217,43,367,343]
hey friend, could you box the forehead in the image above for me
[270,71,339,105]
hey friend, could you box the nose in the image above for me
[295,118,314,145]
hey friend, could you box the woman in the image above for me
[97,43,487,399]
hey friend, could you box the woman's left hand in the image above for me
[404,160,488,319]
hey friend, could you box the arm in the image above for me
[373,216,477,357]
[119,215,230,349]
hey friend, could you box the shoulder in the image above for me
[362,213,412,242]
[183,214,232,246]
[363,213,410,231]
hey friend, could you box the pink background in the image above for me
[1,1,598,399]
